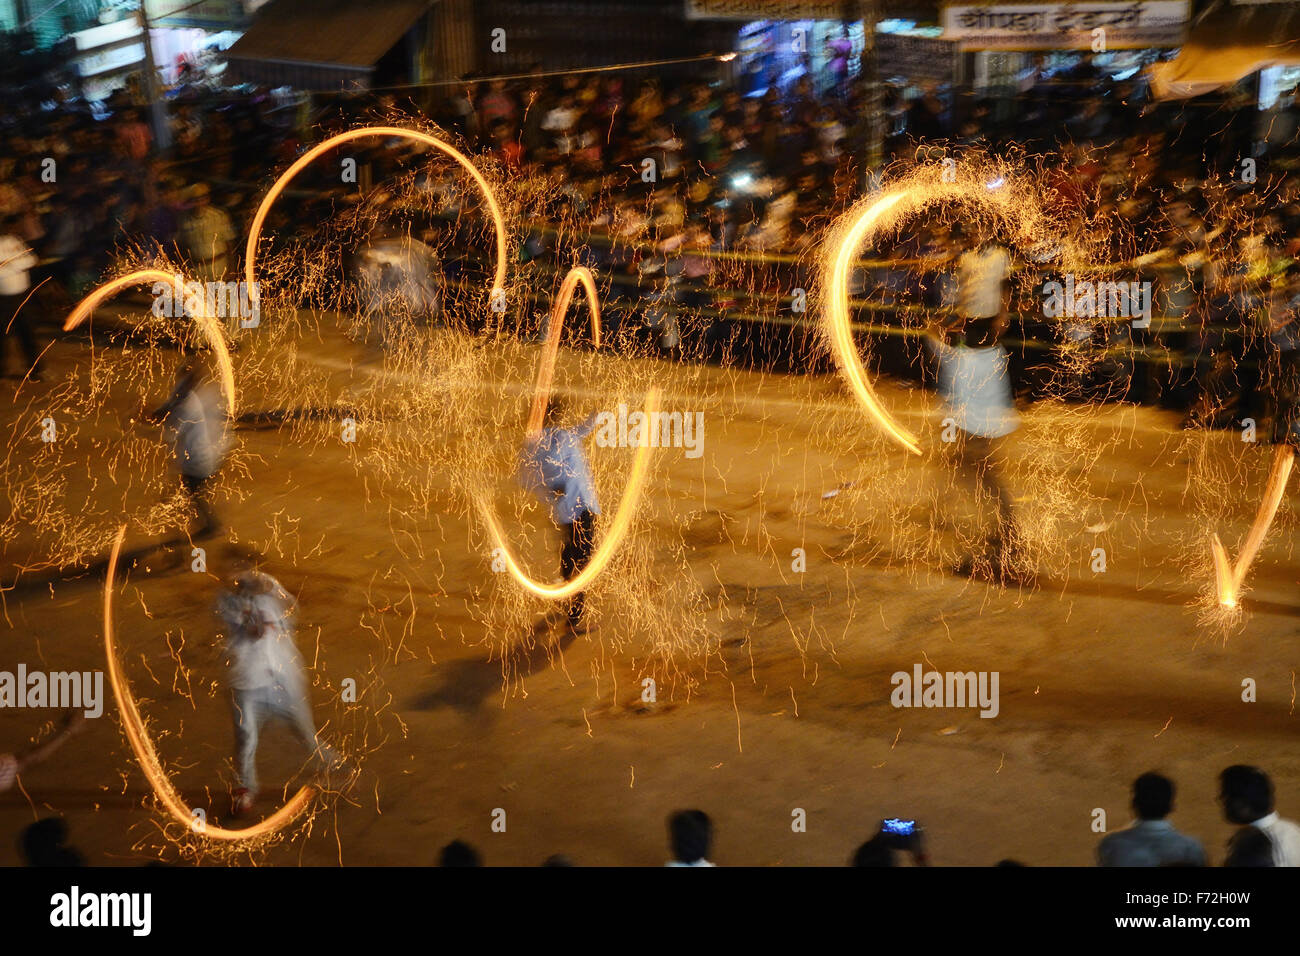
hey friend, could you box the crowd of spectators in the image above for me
[1,54,1299,437]
[14,764,1297,866]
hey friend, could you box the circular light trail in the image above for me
[104,525,314,841]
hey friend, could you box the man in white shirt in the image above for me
[0,213,44,380]
[665,809,716,866]
[151,357,230,533]
[1220,765,1300,866]
[1097,772,1206,867]
[957,228,1012,322]
[925,223,1028,581]
[518,398,602,631]
[926,314,1025,582]
[216,570,337,816]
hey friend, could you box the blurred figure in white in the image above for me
[927,224,1026,583]
[151,356,229,533]
[0,212,43,381]
[354,234,441,348]
[216,569,337,816]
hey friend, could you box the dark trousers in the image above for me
[559,510,596,626]
[181,472,216,529]
[0,291,41,377]
[945,430,1017,551]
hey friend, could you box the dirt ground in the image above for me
[2,312,1298,867]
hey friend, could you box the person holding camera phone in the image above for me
[852,818,929,866]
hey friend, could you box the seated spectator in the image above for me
[666,809,715,866]
[851,836,896,866]
[1096,772,1206,866]
[21,817,85,867]
[1220,765,1300,866]
[439,839,482,867]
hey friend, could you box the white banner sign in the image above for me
[942,1,1191,50]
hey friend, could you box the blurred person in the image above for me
[1220,765,1300,866]
[851,837,896,866]
[0,212,43,380]
[0,711,87,795]
[217,569,338,816]
[666,810,715,866]
[824,27,853,98]
[927,225,1025,581]
[926,313,1025,582]
[439,840,482,866]
[477,78,518,130]
[115,107,152,161]
[150,356,230,533]
[852,819,929,867]
[1097,772,1206,867]
[20,817,85,867]
[518,398,601,631]
[179,182,235,285]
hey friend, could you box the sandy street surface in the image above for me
[2,310,1297,866]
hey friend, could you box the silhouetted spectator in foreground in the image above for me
[666,810,715,866]
[1097,772,1206,867]
[21,817,85,867]
[440,839,482,867]
[1220,765,1300,866]
[852,837,896,866]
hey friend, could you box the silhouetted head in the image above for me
[439,839,482,867]
[1220,765,1273,825]
[21,817,84,866]
[1133,772,1175,821]
[668,810,713,864]
[851,836,895,867]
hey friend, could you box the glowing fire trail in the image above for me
[1210,445,1296,608]
[104,525,314,841]
[63,269,237,419]
[525,265,601,437]
[243,126,509,316]
[481,266,654,600]
[478,386,660,600]
[822,189,921,455]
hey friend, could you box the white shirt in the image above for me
[1252,812,1300,866]
[958,245,1010,318]
[218,584,305,692]
[0,233,37,295]
[167,383,229,478]
[518,418,601,525]
[928,338,1020,438]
